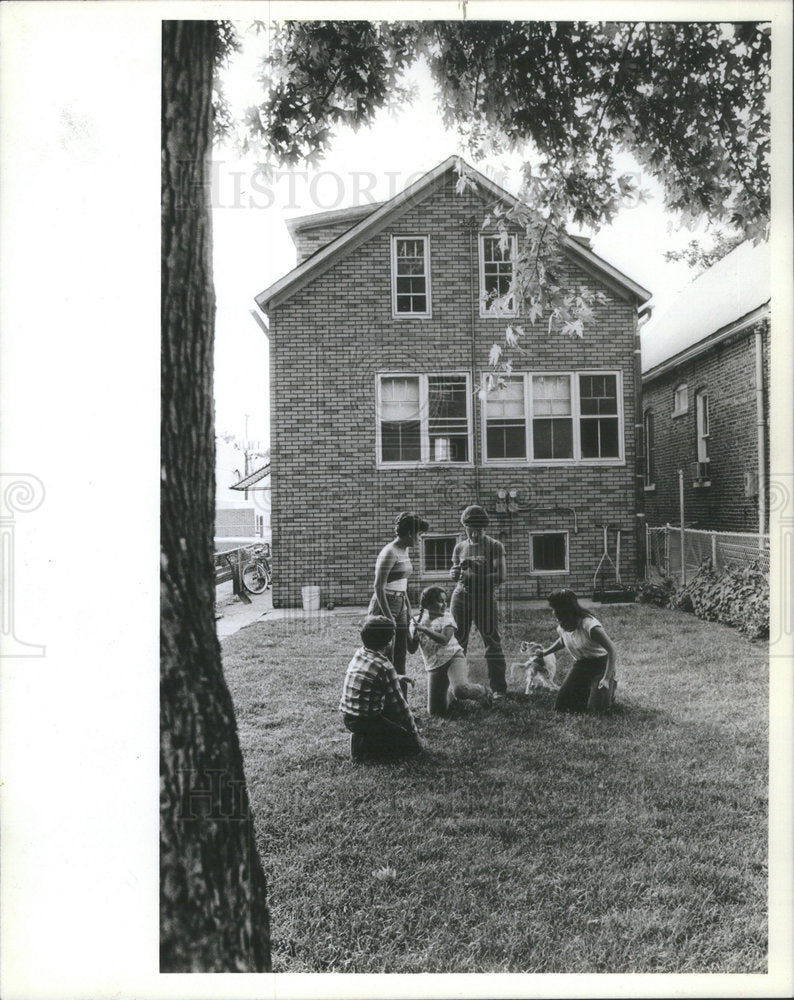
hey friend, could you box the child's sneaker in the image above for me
[492,690,505,702]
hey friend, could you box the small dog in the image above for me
[510,641,559,694]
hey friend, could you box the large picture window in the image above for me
[479,234,517,315]
[391,236,431,317]
[377,373,471,466]
[482,371,624,464]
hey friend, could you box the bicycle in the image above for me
[241,543,272,595]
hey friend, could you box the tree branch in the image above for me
[594,24,637,140]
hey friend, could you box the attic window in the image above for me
[480,235,517,315]
[391,236,431,317]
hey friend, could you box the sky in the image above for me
[211,25,712,449]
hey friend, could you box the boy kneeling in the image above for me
[339,615,426,761]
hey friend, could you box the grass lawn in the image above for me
[221,604,768,973]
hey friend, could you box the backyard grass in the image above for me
[220,604,768,973]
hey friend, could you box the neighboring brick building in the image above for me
[640,240,770,534]
[255,156,651,607]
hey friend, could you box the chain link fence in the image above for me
[646,524,769,580]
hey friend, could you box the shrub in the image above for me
[670,559,769,640]
[635,576,675,607]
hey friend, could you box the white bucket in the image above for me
[301,585,321,612]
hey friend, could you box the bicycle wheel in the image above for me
[242,560,268,595]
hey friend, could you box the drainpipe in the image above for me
[633,310,645,580]
[468,220,481,504]
[755,326,766,539]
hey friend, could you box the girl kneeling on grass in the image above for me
[540,589,618,714]
[408,586,493,715]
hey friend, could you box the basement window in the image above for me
[529,531,569,575]
[420,534,458,578]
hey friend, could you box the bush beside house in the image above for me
[637,560,768,640]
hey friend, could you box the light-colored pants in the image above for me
[427,651,489,715]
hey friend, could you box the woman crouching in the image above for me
[539,589,617,714]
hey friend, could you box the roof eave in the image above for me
[641,302,770,382]
[256,155,652,313]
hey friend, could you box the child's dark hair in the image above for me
[547,588,593,622]
[360,615,395,650]
[419,585,447,611]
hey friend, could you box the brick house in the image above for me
[640,240,770,534]
[255,156,651,608]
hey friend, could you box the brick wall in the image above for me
[642,317,770,533]
[215,507,256,537]
[267,171,642,607]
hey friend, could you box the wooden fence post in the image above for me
[231,548,251,605]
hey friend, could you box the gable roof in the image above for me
[641,240,770,378]
[255,155,651,314]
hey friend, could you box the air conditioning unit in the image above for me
[744,470,758,497]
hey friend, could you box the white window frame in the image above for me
[376,371,473,468]
[479,234,518,316]
[391,235,431,319]
[481,374,530,465]
[695,389,710,468]
[529,530,570,575]
[481,370,625,466]
[672,383,689,417]
[419,533,460,580]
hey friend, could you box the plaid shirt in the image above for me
[339,646,419,737]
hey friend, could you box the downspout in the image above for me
[755,325,766,538]
[468,220,481,504]
[634,308,646,578]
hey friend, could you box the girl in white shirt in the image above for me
[408,586,493,715]
[539,589,618,713]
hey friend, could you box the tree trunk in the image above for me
[160,20,271,972]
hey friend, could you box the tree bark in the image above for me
[160,20,271,972]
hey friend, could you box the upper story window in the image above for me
[479,234,517,315]
[377,373,471,466]
[391,236,431,318]
[482,371,624,465]
[643,409,655,487]
[673,383,689,416]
